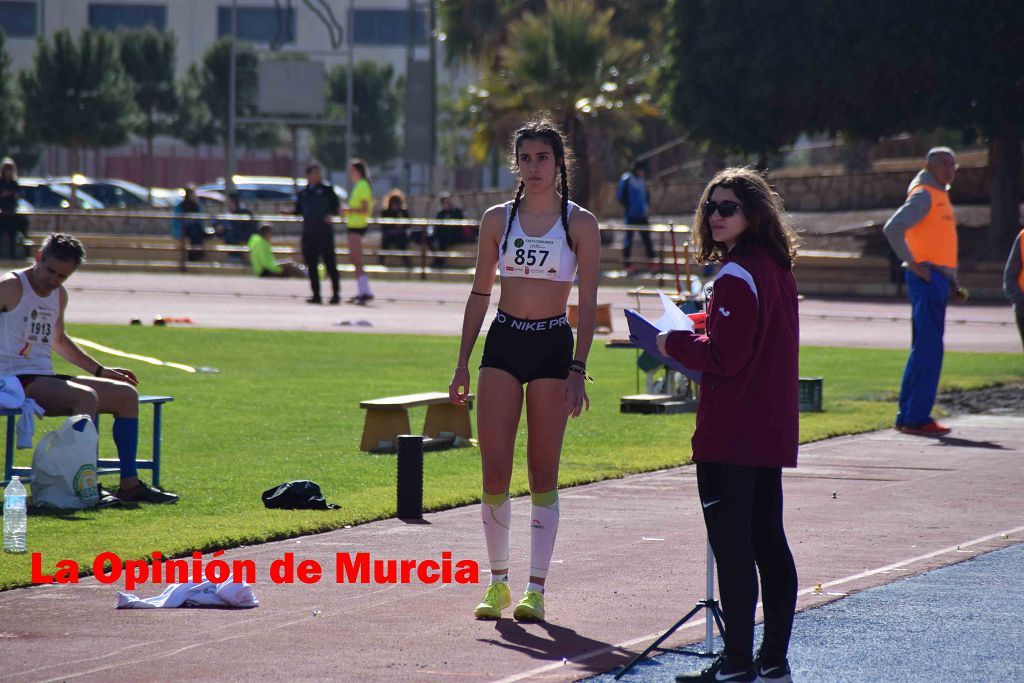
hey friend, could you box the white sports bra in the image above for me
[500,201,578,282]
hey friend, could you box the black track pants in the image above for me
[302,230,339,299]
[696,462,798,665]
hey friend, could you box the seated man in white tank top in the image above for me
[0,233,177,503]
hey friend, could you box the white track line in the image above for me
[496,524,1024,683]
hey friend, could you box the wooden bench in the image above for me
[359,392,473,452]
[2,395,172,486]
[567,303,614,333]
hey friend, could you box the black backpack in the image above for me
[617,175,631,213]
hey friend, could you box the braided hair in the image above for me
[500,117,574,254]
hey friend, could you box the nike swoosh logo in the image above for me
[702,499,721,509]
[759,666,784,676]
[715,670,747,681]
[719,308,731,317]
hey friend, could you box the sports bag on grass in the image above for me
[30,415,100,509]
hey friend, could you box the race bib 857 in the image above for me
[503,234,562,279]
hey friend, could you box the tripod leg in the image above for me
[614,603,705,680]
[710,602,727,641]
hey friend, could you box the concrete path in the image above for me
[63,271,1021,353]
[1,414,1022,682]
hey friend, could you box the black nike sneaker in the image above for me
[753,654,793,682]
[674,655,757,682]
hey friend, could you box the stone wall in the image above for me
[412,164,999,221]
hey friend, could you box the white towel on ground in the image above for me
[115,581,259,609]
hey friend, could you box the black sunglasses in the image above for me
[703,199,743,218]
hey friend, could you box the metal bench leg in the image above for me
[152,402,163,487]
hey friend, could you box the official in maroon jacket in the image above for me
[658,168,800,683]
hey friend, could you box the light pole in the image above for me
[346,0,355,168]
[227,0,238,193]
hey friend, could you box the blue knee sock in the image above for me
[112,417,139,479]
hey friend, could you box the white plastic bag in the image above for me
[30,415,100,509]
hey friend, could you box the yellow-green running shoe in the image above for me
[474,581,511,619]
[513,590,545,621]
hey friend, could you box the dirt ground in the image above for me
[938,382,1024,415]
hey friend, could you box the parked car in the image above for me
[198,175,348,207]
[149,187,183,207]
[53,175,166,208]
[19,179,105,210]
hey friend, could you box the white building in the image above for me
[0,0,475,192]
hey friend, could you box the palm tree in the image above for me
[438,0,543,68]
[467,0,656,206]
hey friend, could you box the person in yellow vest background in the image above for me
[883,147,967,436]
[1002,228,1024,352]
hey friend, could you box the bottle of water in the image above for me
[3,476,27,553]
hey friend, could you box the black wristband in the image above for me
[93,365,104,377]
[568,365,593,382]
[569,360,586,369]
[470,290,491,297]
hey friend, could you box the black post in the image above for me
[396,434,424,519]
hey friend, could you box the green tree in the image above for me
[662,0,818,168]
[0,31,38,170]
[177,37,281,164]
[119,28,179,201]
[312,61,402,170]
[930,1,1024,249]
[19,28,136,174]
[467,0,654,204]
[438,0,541,68]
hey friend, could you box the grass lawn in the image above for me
[1,324,1020,588]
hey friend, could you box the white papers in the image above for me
[652,291,695,333]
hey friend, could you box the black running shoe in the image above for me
[116,481,179,504]
[753,655,792,683]
[97,484,133,508]
[674,655,757,682]
[329,294,341,305]
[306,296,323,305]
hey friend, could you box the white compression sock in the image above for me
[481,491,511,577]
[357,274,371,296]
[528,489,559,583]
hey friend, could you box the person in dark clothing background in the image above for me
[295,163,341,305]
[379,189,412,268]
[173,185,206,262]
[618,161,656,274]
[433,192,466,267]
[0,158,23,260]
[217,192,257,261]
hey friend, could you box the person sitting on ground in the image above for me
[0,233,177,503]
[247,224,305,278]
[379,189,412,268]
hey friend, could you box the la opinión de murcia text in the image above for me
[30,551,480,589]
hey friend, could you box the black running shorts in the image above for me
[480,309,573,384]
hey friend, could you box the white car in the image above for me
[19,179,105,210]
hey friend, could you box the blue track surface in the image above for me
[589,543,1024,682]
